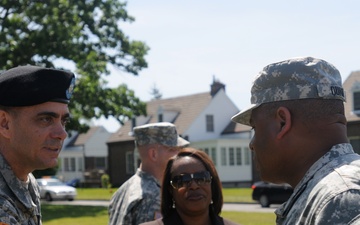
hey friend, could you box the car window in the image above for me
[37,179,65,186]
[46,181,65,186]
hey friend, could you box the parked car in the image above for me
[251,181,293,207]
[66,178,81,188]
[37,178,77,201]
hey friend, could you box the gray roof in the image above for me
[107,92,213,143]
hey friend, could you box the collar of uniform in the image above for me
[0,153,41,214]
[274,143,355,219]
[136,168,161,188]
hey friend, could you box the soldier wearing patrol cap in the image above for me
[109,122,189,225]
[0,65,75,225]
[231,57,360,224]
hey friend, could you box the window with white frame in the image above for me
[126,151,135,174]
[244,147,251,165]
[204,148,209,155]
[202,147,217,165]
[210,147,217,166]
[64,157,76,172]
[77,157,83,171]
[236,147,242,165]
[221,147,227,166]
[206,115,214,132]
[229,147,235,166]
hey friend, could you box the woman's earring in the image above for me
[211,200,213,204]
[172,199,176,208]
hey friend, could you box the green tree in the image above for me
[0,0,149,132]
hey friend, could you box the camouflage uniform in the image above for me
[275,143,360,224]
[0,153,42,225]
[108,169,161,225]
[109,122,189,225]
[231,57,360,224]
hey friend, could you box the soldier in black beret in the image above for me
[0,65,75,225]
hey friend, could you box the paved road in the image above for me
[45,200,279,213]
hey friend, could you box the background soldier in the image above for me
[109,122,189,225]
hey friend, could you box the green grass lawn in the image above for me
[42,187,275,225]
[222,188,255,203]
[41,205,275,225]
[75,187,256,203]
[222,211,276,225]
[75,187,117,200]
[42,205,108,225]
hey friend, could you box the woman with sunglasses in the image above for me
[140,147,240,225]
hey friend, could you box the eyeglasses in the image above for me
[170,171,212,189]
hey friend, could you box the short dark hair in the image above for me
[0,105,18,117]
[161,147,223,217]
[260,99,344,123]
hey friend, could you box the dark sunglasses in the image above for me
[170,171,212,189]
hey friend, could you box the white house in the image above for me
[58,126,112,186]
[107,78,253,187]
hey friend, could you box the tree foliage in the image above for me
[0,0,149,132]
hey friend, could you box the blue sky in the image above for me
[94,0,360,131]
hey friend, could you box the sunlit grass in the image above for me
[221,211,276,225]
[42,205,108,225]
[222,188,255,203]
[75,188,116,200]
[41,205,275,225]
[42,187,270,225]
[75,187,256,203]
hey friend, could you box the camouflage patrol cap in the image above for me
[231,57,345,126]
[133,122,189,147]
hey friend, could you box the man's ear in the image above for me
[276,106,291,139]
[148,146,159,162]
[0,110,11,139]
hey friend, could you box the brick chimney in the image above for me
[210,76,226,97]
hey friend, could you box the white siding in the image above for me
[192,137,252,183]
[58,126,112,183]
[84,127,111,157]
[184,89,239,142]
[58,147,84,182]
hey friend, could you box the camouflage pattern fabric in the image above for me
[109,169,161,225]
[133,122,189,147]
[275,143,360,224]
[0,153,42,225]
[231,57,346,126]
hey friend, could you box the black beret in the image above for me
[0,65,75,107]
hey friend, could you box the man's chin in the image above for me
[36,160,58,171]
